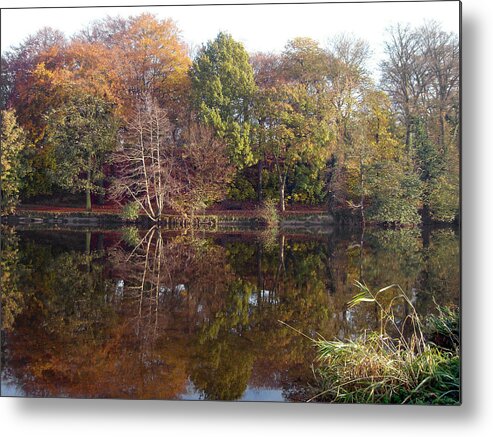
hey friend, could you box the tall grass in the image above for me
[308,282,460,404]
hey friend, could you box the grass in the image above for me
[304,282,460,405]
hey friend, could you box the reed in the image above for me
[309,282,460,404]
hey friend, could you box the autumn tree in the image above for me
[45,90,118,211]
[190,32,257,170]
[1,109,31,214]
[324,35,370,214]
[380,22,459,224]
[75,13,191,121]
[380,24,429,146]
[256,83,330,211]
[342,89,422,226]
[1,27,66,196]
[252,38,333,211]
[420,22,459,151]
[170,122,233,217]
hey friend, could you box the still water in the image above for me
[0,225,459,401]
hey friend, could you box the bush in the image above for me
[258,198,279,228]
[121,201,140,221]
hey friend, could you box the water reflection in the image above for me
[0,225,459,401]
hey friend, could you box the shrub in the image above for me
[121,201,140,221]
[258,198,279,228]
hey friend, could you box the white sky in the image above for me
[1,1,460,77]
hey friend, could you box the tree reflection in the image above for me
[1,225,459,401]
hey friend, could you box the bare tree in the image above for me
[380,24,430,146]
[420,21,459,150]
[110,98,178,222]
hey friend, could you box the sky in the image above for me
[1,1,460,77]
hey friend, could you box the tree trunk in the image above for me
[86,187,92,212]
[257,160,263,202]
[439,109,446,151]
[326,154,337,214]
[86,168,92,212]
[279,182,286,212]
[421,202,432,226]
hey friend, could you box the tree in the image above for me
[411,117,458,223]
[380,24,429,146]
[256,83,330,211]
[190,32,257,170]
[420,22,459,151]
[2,27,67,196]
[342,89,422,226]
[45,90,118,211]
[1,109,31,214]
[110,99,178,222]
[325,35,370,214]
[170,122,233,218]
[75,13,191,120]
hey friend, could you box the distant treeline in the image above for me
[0,13,459,225]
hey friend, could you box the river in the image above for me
[0,225,459,401]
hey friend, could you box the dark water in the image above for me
[0,225,459,401]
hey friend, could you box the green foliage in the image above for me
[425,305,460,350]
[411,117,459,223]
[190,32,257,169]
[121,201,140,221]
[428,172,459,222]
[1,109,31,214]
[227,174,256,201]
[289,162,327,205]
[45,90,118,202]
[366,160,422,225]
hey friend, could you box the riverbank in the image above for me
[1,205,334,232]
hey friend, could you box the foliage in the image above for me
[171,122,234,216]
[45,90,118,210]
[1,109,31,214]
[190,32,257,169]
[428,172,459,223]
[1,18,459,226]
[227,174,257,201]
[411,117,459,223]
[111,99,232,220]
[365,160,422,225]
[121,202,140,221]
[425,305,460,350]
